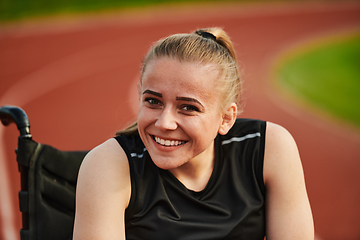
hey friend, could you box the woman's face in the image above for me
[137,57,229,170]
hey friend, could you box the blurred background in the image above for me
[1,0,360,239]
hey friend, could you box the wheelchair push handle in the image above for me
[0,105,31,138]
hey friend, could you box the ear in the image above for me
[218,103,237,135]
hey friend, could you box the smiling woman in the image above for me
[73,27,314,240]
[137,58,227,173]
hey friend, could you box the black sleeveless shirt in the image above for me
[115,119,266,240]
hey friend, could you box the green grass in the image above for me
[0,0,159,21]
[276,33,360,128]
[0,0,270,22]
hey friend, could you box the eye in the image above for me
[181,105,199,112]
[144,97,162,107]
[147,98,159,104]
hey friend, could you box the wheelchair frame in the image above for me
[0,106,88,240]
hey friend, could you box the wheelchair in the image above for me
[0,105,89,240]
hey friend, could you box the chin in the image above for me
[150,155,187,170]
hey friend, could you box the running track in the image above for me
[1,2,360,239]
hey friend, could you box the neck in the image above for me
[169,141,215,192]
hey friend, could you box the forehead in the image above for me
[141,58,221,98]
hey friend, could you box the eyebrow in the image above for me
[143,90,162,97]
[143,89,204,107]
[176,97,204,107]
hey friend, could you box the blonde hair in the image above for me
[117,27,242,136]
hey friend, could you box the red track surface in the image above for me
[1,2,360,239]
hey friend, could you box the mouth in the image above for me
[151,135,187,147]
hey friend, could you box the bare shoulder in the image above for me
[78,138,130,196]
[80,138,129,171]
[73,138,130,239]
[263,122,314,239]
[265,122,296,150]
[263,122,300,184]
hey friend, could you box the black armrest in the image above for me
[0,105,31,138]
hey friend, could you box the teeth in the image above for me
[154,136,185,147]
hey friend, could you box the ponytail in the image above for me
[116,122,138,136]
[198,28,238,64]
[192,27,241,111]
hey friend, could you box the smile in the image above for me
[152,135,187,147]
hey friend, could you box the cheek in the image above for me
[137,107,158,131]
[185,116,220,140]
[200,112,222,129]
[137,107,150,129]
[138,104,151,119]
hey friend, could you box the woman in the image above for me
[73,28,314,239]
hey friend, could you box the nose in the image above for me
[155,108,178,131]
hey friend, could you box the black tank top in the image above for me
[115,119,266,240]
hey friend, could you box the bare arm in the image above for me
[264,122,314,240]
[73,138,131,240]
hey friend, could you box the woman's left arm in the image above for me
[264,122,314,240]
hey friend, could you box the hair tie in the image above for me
[195,30,217,42]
